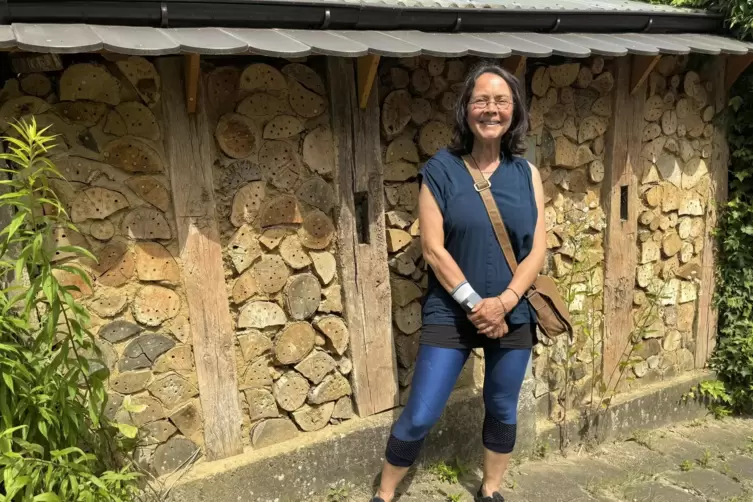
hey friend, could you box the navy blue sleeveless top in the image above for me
[418,148,538,329]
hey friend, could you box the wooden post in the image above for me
[185,53,200,114]
[630,55,661,95]
[695,56,729,369]
[503,55,527,81]
[157,57,243,459]
[327,57,399,416]
[601,57,643,388]
[725,53,753,91]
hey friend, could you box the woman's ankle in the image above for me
[375,488,395,501]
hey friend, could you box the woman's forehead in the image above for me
[471,73,512,95]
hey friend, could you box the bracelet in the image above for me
[505,288,521,302]
[496,296,508,315]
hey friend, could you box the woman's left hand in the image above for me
[468,290,518,335]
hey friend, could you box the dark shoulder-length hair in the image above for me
[448,63,529,158]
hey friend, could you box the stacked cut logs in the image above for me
[207,61,354,449]
[634,56,712,381]
[0,57,204,475]
[527,59,610,419]
[380,56,494,402]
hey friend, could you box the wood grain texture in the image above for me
[157,57,243,459]
[602,57,642,389]
[503,55,527,81]
[185,53,200,114]
[725,53,753,91]
[327,57,398,416]
[696,57,729,369]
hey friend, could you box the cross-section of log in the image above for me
[239,63,287,94]
[298,209,335,250]
[0,96,50,131]
[71,187,129,223]
[302,126,335,177]
[227,225,263,273]
[103,136,163,173]
[134,241,180,283]
[284,273,321,320]
[232,269,258,304]
[274,321,316,365]
[103,109,127,136]
[115,56,161,107]
[231,181,266,227]
[238,301,287,329]
[263,115,304,139]
[419,120,452,156]
[215,113,260,159]
[236,93,286,121]
[252,255,290,294]
[53,101,108,127]
[260,195,303,228]
[279,235,311,269]
[91,241,134,288]
[115,101,161,140]
[282,63,325,96]
[60,63,120,105]
[121,207,172,240]
[49,226,89,262]
[296,176,334,213]
[124,175,171,212]
[288,78,325,118]
[132,285,180,326]
[382,90,412,138]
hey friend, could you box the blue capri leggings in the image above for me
[386,344,531,467]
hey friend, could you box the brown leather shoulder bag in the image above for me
[462,155,574,341]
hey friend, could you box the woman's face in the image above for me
[466,72,514,144]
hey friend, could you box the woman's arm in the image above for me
[418,182,466,292]
[499,163,548,308]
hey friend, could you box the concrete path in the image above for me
[315,417,753,502]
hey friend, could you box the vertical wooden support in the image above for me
[602,57,643,388]
[357,55,380,109]
[185,53,200,114]
[157,57,243,459]
[327,57,398,416]
[696,57,729,369]
[503,55,527,81]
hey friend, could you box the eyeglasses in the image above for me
[469,98,513,111]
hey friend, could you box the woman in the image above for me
[370,63,547,502]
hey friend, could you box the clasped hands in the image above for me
[468,289,519,339]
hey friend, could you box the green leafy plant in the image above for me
[680,459,694,472]
[428,458,468,484]
[0,118,140,501]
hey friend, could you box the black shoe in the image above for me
[474,487,505,502]
[369,498,385,502]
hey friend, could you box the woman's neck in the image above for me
[470,141,501,170]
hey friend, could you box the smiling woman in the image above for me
[370,64,547,502]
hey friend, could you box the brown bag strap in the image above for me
[461,155,520,276]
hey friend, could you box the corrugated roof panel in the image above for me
[163,28,249,55]
[688,33,750,55]
[12,23,102,53]
[583,33,659,56]
[280,29,369,57]
[90,25,179,56]
[514,33,591,58]
[334,31,423,57]
[383,31,469,57]
[612,33,690,54]
[220,28,312,58]
[553,34,628,57]
[0,25,14,48]
[477,33,552,57]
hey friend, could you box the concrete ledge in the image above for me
[536,370,714,450]
[167,371,713,502]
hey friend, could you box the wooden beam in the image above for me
[602,57,642,390]
[357,55,380,109]
[725,53,753,91]
[630,55,661,95]
[328,57,398,416]
[696,57,729,369]
[502,55,527,81]
[185,53,201,114]
[157,57,243,460]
